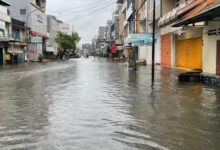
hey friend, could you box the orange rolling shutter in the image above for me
[176,37,202,69]
[161,34,171,66]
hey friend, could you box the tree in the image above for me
[55,32,81,53]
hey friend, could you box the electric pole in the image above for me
[132,0,137,70]
[152,0,156,84]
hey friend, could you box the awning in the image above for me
[173,3,220,27]
[0,0,10,6]
[130,33,154,46]
[177,0,205,17]
[30,31,49,39]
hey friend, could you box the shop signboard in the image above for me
[130,33,156,46]
[31,37,42,43]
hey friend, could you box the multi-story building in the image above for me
[47,15,62,58]
[59,23,73,35]
[98,26,108,55]
[0,0,11,65]
[98,26,107,40]
[158,0,220,77]
[8,19,29,64]
[92,36,98,55]
[7,0,47,61]
[106,20,112,42]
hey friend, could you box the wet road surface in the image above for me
[0,58,220,150]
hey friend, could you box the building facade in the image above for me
[7,0,47,61]
[47,15,62,58]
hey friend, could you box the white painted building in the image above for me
[0,0,11,65]
[59,23,73,35]
[46,15,62,57]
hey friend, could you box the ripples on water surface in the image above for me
[0,58,220,150]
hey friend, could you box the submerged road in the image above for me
[0,58,220,150]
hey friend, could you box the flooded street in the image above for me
[0,58,220,150]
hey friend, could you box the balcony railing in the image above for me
[122,1,127,12]
[124,20,128,27]
[126,3,133,21]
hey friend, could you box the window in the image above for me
[0,29,5,38]
[12,28,20,40]
[149,0,160,10]
[20,9,26,15]
[36,0,41,7]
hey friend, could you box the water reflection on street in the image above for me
[0,58,220,150]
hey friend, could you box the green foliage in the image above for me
[55,32,81,53]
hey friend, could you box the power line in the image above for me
[54,0,114,18]
[47,0,113,13]
[65,1,116,22]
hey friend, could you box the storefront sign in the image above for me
[127,33,156,46]
[46,47,54,52]
[31,37,42,43]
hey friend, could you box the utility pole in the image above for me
[152,0,156,84]
[132,0,137,70]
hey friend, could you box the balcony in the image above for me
[122,1,127,12]
[124,20,128,27]
[140,9,147,20]
[126,3,133,21]
[0,5,11,23]
[158,0,197,27]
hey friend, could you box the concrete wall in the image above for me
[138,45,147,61]
[203,21,220,74]
[7,0,47,35]
[47,16,59,46]
[171,35,176,67]
[29,6,47,35]
[7,0,29,22]
[161,0,176,14]
[146,46,152,64]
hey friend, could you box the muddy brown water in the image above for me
[0,58,219,150]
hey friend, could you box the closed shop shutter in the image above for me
[176,37,202,69]
[161,34,171,66]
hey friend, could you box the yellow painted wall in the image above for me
[176,37,202,69]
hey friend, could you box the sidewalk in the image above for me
[201,73,220,88]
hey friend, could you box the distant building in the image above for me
[47,15,62,58]
[106,20,112,42]
[59,23,73,35]
[98,26,107,40]
[82,43,93,56]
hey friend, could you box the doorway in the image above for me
[0,48,3,65]
[216,40,220,75]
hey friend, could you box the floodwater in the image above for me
[0,58,220,150]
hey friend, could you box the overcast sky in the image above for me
[46,0,116,45]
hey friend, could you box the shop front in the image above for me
[8,42,26,63]
[175,27,203,70]
[125,33,153,65]
[28,31,48,61]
